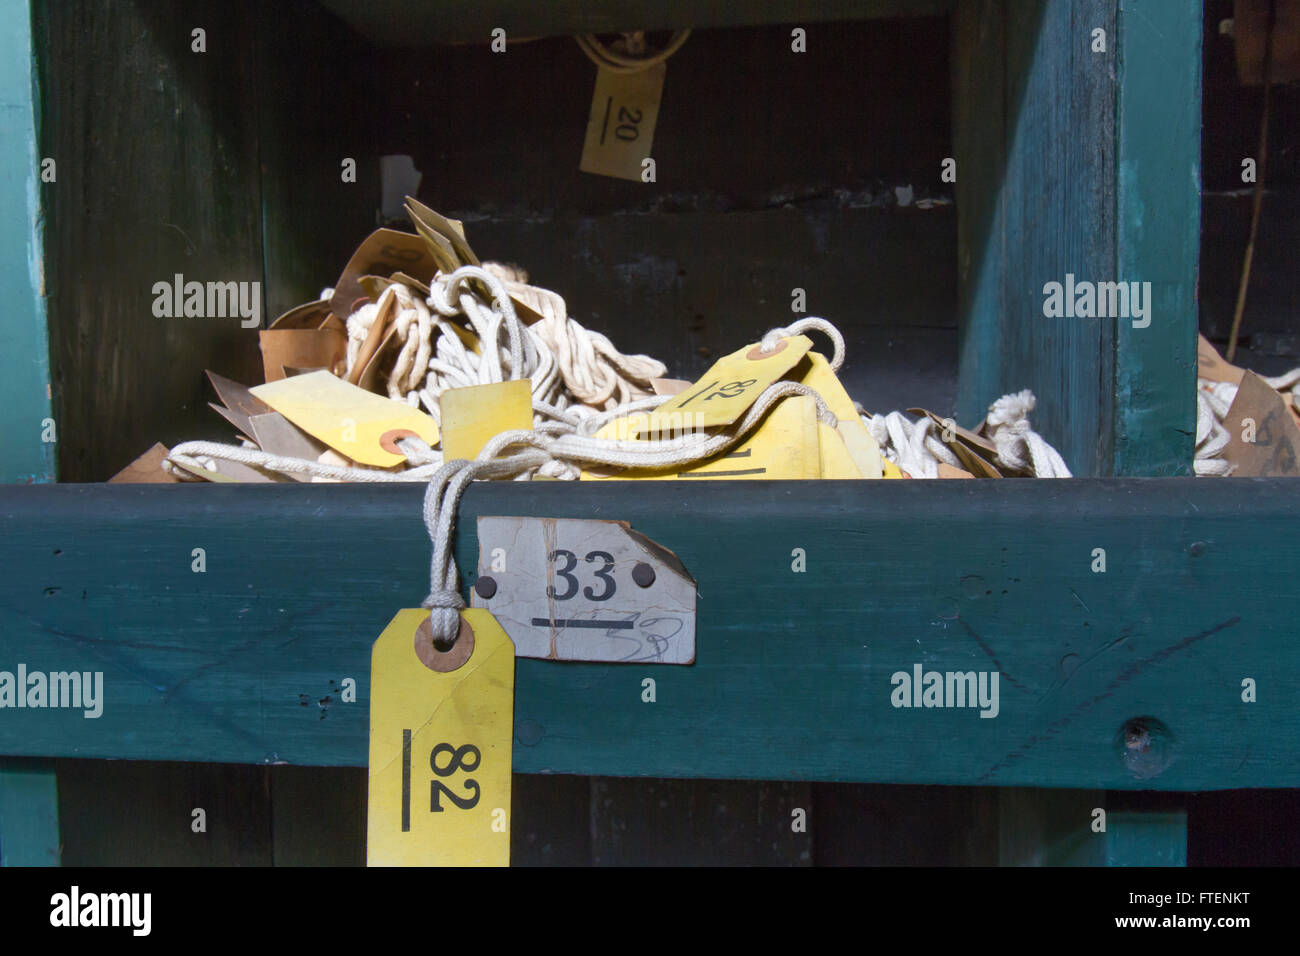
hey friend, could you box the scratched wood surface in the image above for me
[0,478,1293,791]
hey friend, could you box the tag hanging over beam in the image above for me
[368,608,514,866]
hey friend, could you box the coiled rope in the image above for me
[1195,367,1300,476]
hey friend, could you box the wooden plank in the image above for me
[998,787,1105,865]
[512,774,593,866]
[0,759,60,866]
[1104,811,1187,866]
[55,759,272,865]
[1113,0,1201,477]
[590,778,812,865]
[0,0,55,484]
[270,766,365,866]
[32,0,265,481]
[0,479,1296,792]
[814,783,998,864]
[955,0,1116,476]
[318,0,955,46]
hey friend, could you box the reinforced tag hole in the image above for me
[415,616,475,672]
[379,428,419,455]
[746,339,786,361]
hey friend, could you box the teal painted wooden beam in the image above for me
[1113,0,1201,477]
[0,479,1291,791]
[0,0,54,484]
[0,759,59,866]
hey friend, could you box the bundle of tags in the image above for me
[110,198,1072,486]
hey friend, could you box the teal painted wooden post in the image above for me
[1114,0,1201,477]
[0,760,60,866]
[0,0,54,484]
[1104,812,1188,867]
[1100,0,1203,866]
[957,0,1201,864]
[0,0,61,866]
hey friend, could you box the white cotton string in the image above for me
[420,450,551,643]
[984,390,1072,478]
[863,411,962,479]
[862,389,1072,478]
[481,262,666,410]
[759,317,846,371]
[164,437,441,482]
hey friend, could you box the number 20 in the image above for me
[615,106,642,141]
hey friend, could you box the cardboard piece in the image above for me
[330,229,436,320]
[259,300,347,384]
[247,412,329,482]
[347,286,399,388]
[108,443,183,484]
[471,517,696,664]
[1222,371,1300,476]
[405,197,479,267]
[906,408,1004,478]
[937,463,976,479]
[1198,334,1245,386]
[206,371,276,437]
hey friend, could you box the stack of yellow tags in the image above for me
[581,334,900,481]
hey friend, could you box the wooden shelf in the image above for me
[2,478,1289,792]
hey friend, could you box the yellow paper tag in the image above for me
[882,460,906,479]
[817,422,859,478]
[582,394,821,480]
[635,335,813,437]
[250,370,439,467]
[797,352,883,478]
[579,63,666,182]
[439,380,533,461]
[368,608,514,867]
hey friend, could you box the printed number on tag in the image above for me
[580,64,666,181]
[471,517,696,664]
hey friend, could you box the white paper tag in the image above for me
[471,517,695,664]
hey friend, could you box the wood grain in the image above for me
[0,479,1293,792]
[33,0,265,482]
